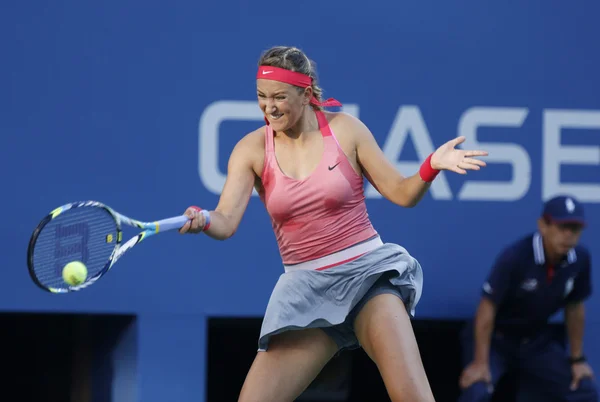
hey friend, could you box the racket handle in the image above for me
[155,215,190,232]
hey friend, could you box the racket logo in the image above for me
[54,222,90,275]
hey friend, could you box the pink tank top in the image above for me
[258,110,378,266]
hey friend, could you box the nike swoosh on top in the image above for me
[328,162,340,171]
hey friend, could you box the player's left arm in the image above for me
[340,113,487,207]
[565,251,593,365]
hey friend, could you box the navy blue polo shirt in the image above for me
[482,232,592,336]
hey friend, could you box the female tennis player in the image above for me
[181,46,488,402]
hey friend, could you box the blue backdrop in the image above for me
[2,1,599,401]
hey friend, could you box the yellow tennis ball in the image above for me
[62,261,88,286]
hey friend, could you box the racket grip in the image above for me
[155,215,191,232]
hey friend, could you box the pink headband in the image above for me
[257,65,343,109]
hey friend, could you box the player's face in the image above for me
[257,80,308,131]
[538,218,584,257]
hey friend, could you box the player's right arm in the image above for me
[180,130,263,240]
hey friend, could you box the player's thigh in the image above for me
[353,293,435,402]
[238,327,338,402]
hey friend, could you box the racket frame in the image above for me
[27,200,187,293]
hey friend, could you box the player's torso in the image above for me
[252,112,376,264]
[253,112,363,212]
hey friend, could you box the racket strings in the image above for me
[31,207,118,290]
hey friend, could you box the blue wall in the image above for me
[2,1,600,401]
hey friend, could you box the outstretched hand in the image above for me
[431,136,488,174]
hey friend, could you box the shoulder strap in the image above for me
[315,110,333,137]
[264,125,274,153]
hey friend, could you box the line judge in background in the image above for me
[458,195,597,402]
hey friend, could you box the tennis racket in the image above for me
[27,200,190,293]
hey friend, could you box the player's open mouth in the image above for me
[270,113,283,120]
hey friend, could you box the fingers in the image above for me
[452,136,466,146]
[190,208,205,233]
[456,162,481,172]
[179,207,205,234]
[178,221,191,234]
[463,157,487,167]
[435,145,488,175]
[459,372,472,389]
[570,367,595,391]
[464,150,489,157]
[455,156,487,173]
[458,162,480,171]
[459,368,488,389]
[570,376,579,391]
[459,370,470,389]
[452,166,468,175]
